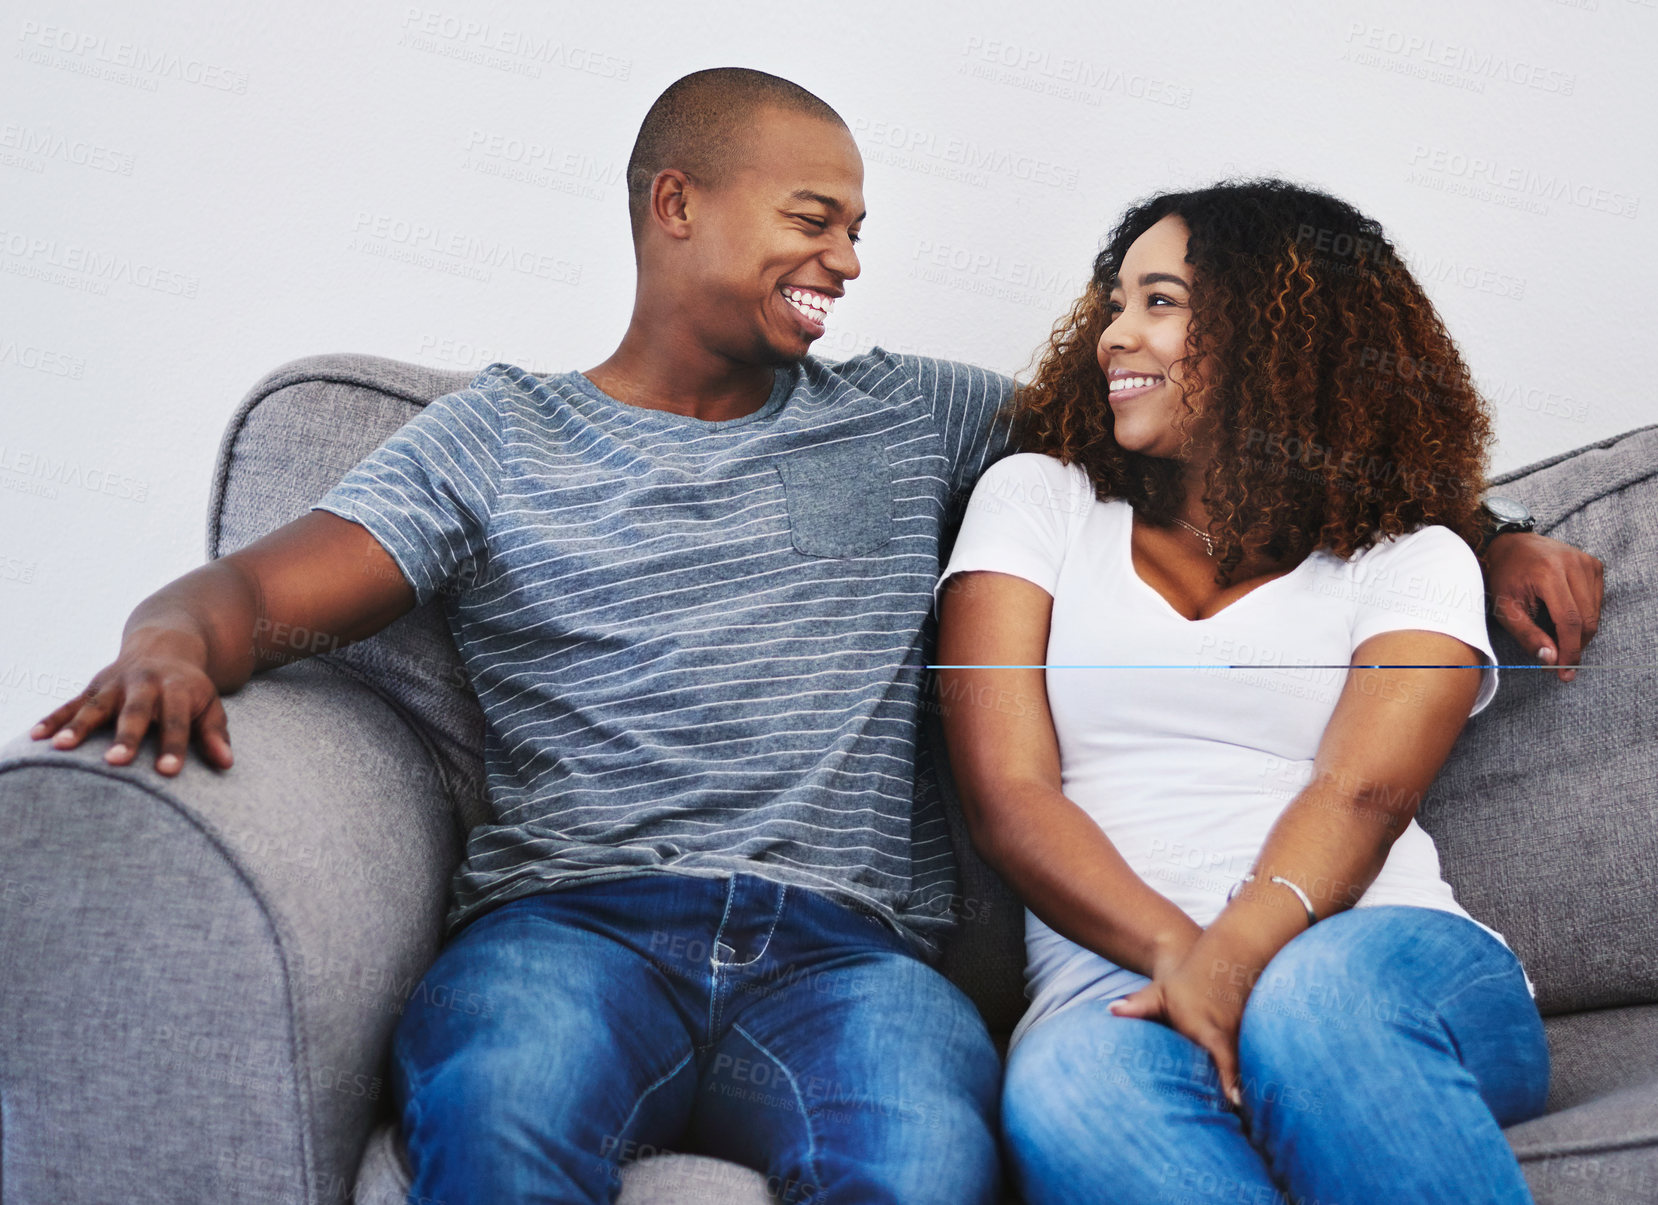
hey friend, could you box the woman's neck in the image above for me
[1173,460,1213,534]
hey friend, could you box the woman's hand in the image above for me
[1108,928,1269,1109]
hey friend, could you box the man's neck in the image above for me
[584,316,785,424]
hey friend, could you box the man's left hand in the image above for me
[1484,532,1604,682]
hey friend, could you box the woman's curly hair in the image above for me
[1006,178,1493,584]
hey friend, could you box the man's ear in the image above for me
[649,168,694,241]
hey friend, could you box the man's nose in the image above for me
[823,233,860,281]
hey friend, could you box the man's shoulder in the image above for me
[467,360,559,398]
[806,345,916,398]
[449,361,594,428]
[808,346,1015,405]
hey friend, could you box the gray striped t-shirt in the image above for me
[312,349,1015,959]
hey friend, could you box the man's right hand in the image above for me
[28,510,418,777]
[30,626,233,776]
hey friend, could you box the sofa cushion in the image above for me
[353,1119,778,1204]
[1512,1004,1658,1204]
[1420,422,1658,1016]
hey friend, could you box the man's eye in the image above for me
[795,215,828,230]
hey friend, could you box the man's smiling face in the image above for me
[685,106,865,364]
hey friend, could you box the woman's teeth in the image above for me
[1109,375,1162,393]
[783,287,835,323]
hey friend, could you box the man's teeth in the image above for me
[1109,375,1162,393]
[783,287,835,322]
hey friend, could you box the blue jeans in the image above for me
[391,870,1002,1204]
[1003,905,1550,1205]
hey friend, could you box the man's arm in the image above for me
[1482,531,1604,682]
[30,511,416,775]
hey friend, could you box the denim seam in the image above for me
[1430,964,1530,1017]
[612,1046,696,1171]
[397,1056,425,1192]
[711,880,741,968]
[1426,963,1537,1060]
[713,882,788,969]
[709,964,723,1046]
[1431,963,1550,1118]
[732,1020,827,1196]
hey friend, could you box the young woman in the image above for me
[934,180,1550,1204]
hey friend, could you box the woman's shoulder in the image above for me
[974,452,1104,510]
[1345,524,1479,577]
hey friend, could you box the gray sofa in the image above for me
[1,353,1653,1205]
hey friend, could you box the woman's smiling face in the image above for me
[1097,213,1206,461]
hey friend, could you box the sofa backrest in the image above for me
[209,354,493,842]
[1420,421,1658,1017]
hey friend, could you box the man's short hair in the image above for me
[625,67,847,242]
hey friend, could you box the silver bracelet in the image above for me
[1227,873,1318,928]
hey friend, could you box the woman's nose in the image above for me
[1099,316,1135,357]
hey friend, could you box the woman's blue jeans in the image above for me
[1003,905,1550,1205]
[390,870,1003,1204]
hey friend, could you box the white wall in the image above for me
[2,0,1654,738]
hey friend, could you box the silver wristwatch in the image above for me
[1480,494,1535,551]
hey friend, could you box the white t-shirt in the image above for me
[934,452,1530,1054]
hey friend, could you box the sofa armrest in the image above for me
[0,657,463,1204]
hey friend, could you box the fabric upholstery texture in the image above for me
[0,352,1651,1204]
[1423,423,1658,1017]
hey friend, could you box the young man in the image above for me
[32,69,1602,1203]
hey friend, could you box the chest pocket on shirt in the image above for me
[775,444,894,558]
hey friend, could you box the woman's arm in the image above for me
[1110,627,1483,1103]
[935,568,1201,977]
[1201,628,1482,971]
